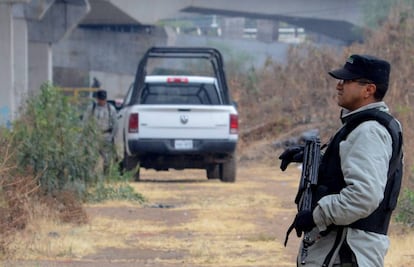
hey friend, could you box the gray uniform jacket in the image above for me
[84,102,118,143]
[303,102,395,266]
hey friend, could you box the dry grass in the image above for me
[0,149,40,257]
[9,218,93,259]
[2,167,413,266]
[387,225,414,267]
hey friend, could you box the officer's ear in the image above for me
[364,83,376,99]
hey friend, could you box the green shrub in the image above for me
[12,83,100,197]
[86,182,145,203]
[86,163,145,203]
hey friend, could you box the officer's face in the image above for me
[336,79,376,111]
[97,98,106,106]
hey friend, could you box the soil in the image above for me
[4,160,303,267]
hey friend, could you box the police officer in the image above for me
[280,54,403,266]
[84,89,118,174]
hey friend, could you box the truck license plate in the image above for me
[174,140,193,150]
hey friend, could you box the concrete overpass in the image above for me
[81,0,363,43]
[0,0,364,126]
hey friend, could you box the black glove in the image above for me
[293,210,316,237]
[279,145,304,171]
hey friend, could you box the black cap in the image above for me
[96,89,107,100]
[329,54,390,85]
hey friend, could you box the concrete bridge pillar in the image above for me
[28,41,52,94]
[13,4,29,115]
[0,2,14,126]
[257,19,279,43]
[221,17,244,39]
[26,0,90,92]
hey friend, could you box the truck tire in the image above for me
[206,164,220,179]
[123,151,138,171]
[123,151,140,181]
[220,156,236,183]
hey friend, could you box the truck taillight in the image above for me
[128,113,139,133]
[167,77,188,83]
[230,114,238,134]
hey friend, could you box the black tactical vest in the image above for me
[317,108,403,234]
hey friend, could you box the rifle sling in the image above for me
[284,221,296,247]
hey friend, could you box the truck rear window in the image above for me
[140,83,221,105]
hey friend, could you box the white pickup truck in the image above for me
[116,47,239,182]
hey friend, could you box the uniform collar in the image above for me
[340,102,389,124]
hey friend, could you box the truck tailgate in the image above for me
[134,105,236,139]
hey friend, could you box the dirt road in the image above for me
[8,164,302,267]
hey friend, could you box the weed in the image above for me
[12,83,100,197]
[86,182,145,203]
[87,164,145,203]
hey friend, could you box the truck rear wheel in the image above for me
[206,164,220,179]
[123,151,140,181]
[123,152,138,170]
[220,156,236,183]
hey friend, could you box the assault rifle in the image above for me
[284,135,321,265]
